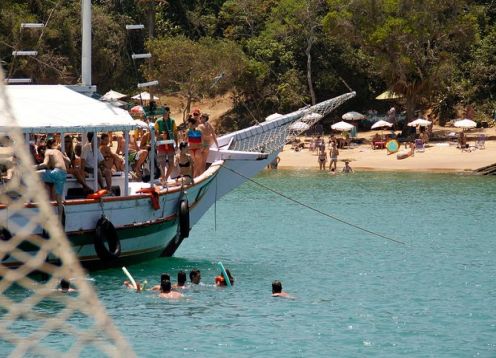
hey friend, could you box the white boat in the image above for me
[0,84,354,270]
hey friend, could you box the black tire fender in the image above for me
[178,199,190,239]
[94,216,121,261]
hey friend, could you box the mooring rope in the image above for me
[221,165,406,245]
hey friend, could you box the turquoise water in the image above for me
[4,170,496,357]
[92,170,496,357]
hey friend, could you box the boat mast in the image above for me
[81,0,92,87]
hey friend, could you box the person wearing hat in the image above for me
[154,106,178,185]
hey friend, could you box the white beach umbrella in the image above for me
[454,118,477,129]
[131,91,159,101]
[407,118,432,127]
[289,121,310,131]
[371,120,393,129]
[265,113,283,121]
[134,120,149,128]
[342,111,365,120]
[331,121,354,131]
[101,89,127,101]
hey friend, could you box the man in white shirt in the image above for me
[80,132,111,190]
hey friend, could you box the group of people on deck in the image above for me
[29,105,219,205]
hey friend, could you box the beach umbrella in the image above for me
[265,113,283,121]
[134,119,149,128]
[342,111,365,121]
[130,105,144,114]
[376,90,402,100]
[289,121,310,131]
[331,121,354,131]
[101,89,127,101]
[371,120,393,129]
[131,92,159,101]
[454,118,477,129]
[407,118,431,127]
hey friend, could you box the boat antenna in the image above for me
[221,164,405,245]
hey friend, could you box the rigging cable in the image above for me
[221,164,406,245]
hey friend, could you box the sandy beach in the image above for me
[278,128,496,173]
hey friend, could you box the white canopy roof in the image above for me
[2,85,137,133]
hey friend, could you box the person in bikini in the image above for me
[174,142,194,185]
[318,147,327,170]
[329,142,339,172]
[198,112,218,173]
[187,115,203,177]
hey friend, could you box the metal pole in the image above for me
[124,131,129,196]
[81,0,92,86]
[93,132,98,191]
[149,123,155,187]
[60,132,65,153]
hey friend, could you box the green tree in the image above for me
[324,0,478,122]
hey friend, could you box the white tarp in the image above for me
[2,85,137,133]
[131,92,159,101]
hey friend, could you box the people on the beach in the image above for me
[318,148,327,170]
[159,280,184,299]
[268,156,280,169]
[329,143,339,172]
[271,280,292,298]
[215,269,234,286]
[342,160,353,173]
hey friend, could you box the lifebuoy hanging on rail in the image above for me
[86,189,108,200]
[137,187,160,210]
[94,216,121,261]
[178,199,190,239]
[0,228,12,261]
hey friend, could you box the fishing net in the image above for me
[230,92,356,153]
[0,69,135,357]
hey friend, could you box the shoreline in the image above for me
[276,139,496,174]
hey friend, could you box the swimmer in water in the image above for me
[173,271,187,289]
[151,273,171,291]
[123,280,142,292]
[272,280,293,298]
[59,279,77,293]
[159,280,183,299]
[215,269,234,286]
[190,269,201,285]
[342,160,353,173]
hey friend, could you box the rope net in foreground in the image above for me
[0,68,135,357]
[230,91,356,153]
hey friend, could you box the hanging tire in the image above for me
[179,199,190,239]
[94,216,121,261]
[0,228,12,261]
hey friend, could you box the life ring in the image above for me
[94,216,121,261]
[178,199,189,239]
[137,187,160,210]
[87,189,108,200]
[0,228,12,261]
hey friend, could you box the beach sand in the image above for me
[278,129,496,173]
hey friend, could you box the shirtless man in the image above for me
[35,138,69,217]
[198,113,219,173]
[159,280,183,299]
[150,273,171,291]
[329,143,339,172]
[99,133,124,172]
[272,280,293,298]
[172,271,187,289]
[189,269,201,285]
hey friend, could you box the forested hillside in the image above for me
[1,0,495,128]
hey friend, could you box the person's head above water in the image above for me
[161,273,171,282]
[160,280,172,293]
[177,271,186,286]
[190,269,201,284]
[272,280,282,294]
[215,269,234,286]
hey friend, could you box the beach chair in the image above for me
[414,139,425,152]
[475,134,486,149]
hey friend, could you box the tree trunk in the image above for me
[305,38,316,105]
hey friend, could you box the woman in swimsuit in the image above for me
[318,148,327,170]
[174,142,194,185]
[198,113,219,173]
[187,116,203,177]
